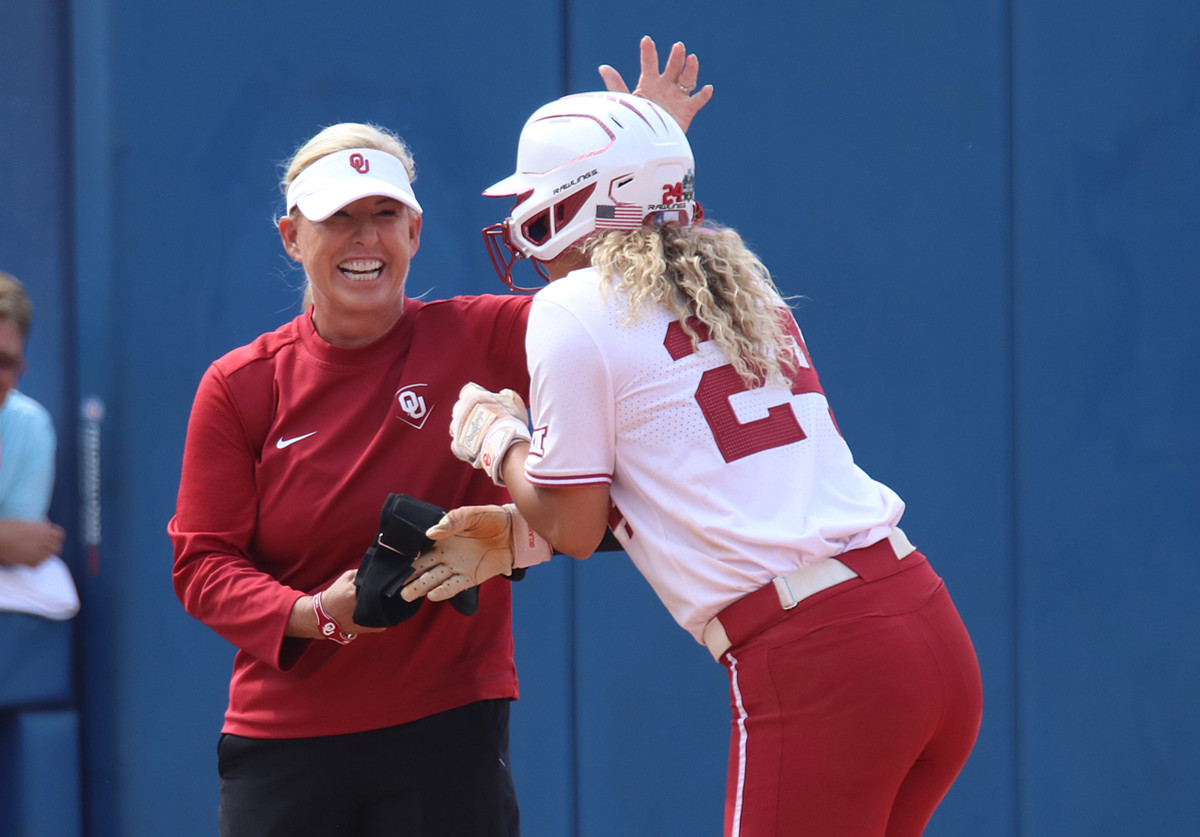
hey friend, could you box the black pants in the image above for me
[218,699,519,837]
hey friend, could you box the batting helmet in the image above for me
[482,91,699,291]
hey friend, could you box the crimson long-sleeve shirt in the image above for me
[169,295,531,738]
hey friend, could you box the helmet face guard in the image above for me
[481,92,699,291]
[483,220,552,292]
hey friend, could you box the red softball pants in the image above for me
[717,546,983,837]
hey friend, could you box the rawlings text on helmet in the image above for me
[554,169,599,195]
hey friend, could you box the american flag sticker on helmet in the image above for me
[595,204,644,228]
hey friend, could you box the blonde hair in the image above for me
[0,271,33,341]
[582,224,797,388]
[281,123,417,310]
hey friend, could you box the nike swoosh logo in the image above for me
[276,431,317,449]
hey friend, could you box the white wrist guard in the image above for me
[465,410,530,485]
[505,504,553,569]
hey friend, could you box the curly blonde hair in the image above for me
[582,223,797,388]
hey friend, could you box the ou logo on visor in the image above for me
[350,153,369,174]
[395,384,433,429]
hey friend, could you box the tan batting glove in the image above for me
[400,504,554,602]
[400,505,515,602]
[449,383,531,486]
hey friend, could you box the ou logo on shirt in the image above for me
[395,384,433,429]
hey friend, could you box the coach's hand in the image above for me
[401,505,516,602]
[287,570,384,642]
[449,383,531,486]
[599,36,713,134]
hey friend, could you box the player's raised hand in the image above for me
[599,35,714,133]
[401,505,516,602]
[449,383,531,486]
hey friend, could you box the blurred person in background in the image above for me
[0,270,78,620]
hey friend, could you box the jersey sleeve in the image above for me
[523,295,615,486]
[168,364,306,670]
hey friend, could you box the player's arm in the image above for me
[443,378,612,556]
[499,442,611,560]
[401,487,623,604]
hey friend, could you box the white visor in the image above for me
[286,148,422,221]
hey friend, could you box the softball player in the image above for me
[409,91,983,836]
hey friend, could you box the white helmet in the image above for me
[482,91,700,291]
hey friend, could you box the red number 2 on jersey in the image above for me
[663,315,829,463]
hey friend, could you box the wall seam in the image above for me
[1005,0,1024,834]
[559,6,582,834]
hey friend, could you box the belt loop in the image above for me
[888,527,915,560]
[772,575,799,610]
[702,618,732,662]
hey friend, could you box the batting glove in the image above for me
[449,383,531,486]
[400,504,554,603]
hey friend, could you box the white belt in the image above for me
[702,529,915,662]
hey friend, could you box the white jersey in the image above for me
[524,268,905,642]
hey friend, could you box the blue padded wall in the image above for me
[0,0,76,427]
[568,6,1015,835]
[0,2,82,835]
[1011,3,1200,835]
[0,615,73,708]
[68,2,575,834]
[0,709,83,837]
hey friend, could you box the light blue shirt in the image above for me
[0,389,57,520]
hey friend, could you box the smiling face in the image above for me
[279,195,422,347]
